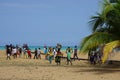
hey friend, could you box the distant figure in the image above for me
[34,48,38,59]
[12,47,17,59]
[73,46,78,61]
[53,48,57,59]
[44,47,48,54]
[56,43,62,51]
[23,44,29,50]
[23,48,26,58]
[89,50,95,64]
[19,47,22,58]
[88,49,91,61]
[66,47,73,54]
[97,44,104,64]
[55,49,62,65]
[27,49,32,59]
[44,47,48,59]
[37,48,41,59]
[6,45,11,60]
[48,47,53,64]
[9,44,13,55]
[66,47,73,65]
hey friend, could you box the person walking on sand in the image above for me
[34,48,38,59]
[6,45,11,60]
[73,45,79,61]
[44,47,48,59]
[56,43,62,51]
[55,49,62,65]
[27,49,32,59]
[53,48,57,59]
[12,47,17,59]
[48,47,54,64]
[66,47,73,65]
[18,47,22,58]
[23,48,27,58]
[37,48,41,59]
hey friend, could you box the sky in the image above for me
[0,0,102,46]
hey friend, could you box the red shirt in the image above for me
[27,50,31,55]
[57,51,61,56]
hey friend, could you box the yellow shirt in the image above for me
[48,51,53,56]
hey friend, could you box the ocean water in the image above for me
[0,46,79,51]
[0,46,5,50]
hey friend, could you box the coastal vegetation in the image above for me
[80,0,120,63]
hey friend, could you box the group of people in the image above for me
[34,48,41,59]
[44,45,79,65]
[6,44,22,60]
[45,44,63,65]
[88,48,103,65]
[5,44,79,65]
[66,46,78,65]
[6,44,41,60]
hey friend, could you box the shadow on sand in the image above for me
[72,60,120,74]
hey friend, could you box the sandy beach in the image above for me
[0,50,120,80]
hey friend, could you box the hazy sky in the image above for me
[0,0,101,46]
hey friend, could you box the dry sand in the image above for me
[0,50,120,80]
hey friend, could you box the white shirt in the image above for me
[37,49,41,55]
[12,48,17,54]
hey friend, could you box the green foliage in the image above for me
[89,13,104,32]
[80,32,115,53]
[80,0,120,54]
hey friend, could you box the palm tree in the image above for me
[80,0,120,63]
[80,32,115,53]
[110,0,118,3]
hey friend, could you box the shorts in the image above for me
[55,56,61,63]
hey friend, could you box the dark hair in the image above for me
[68,47,70,48]
[75,45,77,48]
[68,49,71,52]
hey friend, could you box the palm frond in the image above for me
[102,0,114,20]
[110,0,120,3]
[80,32,115,53]
[89,13,104,32]
[102,40,120,63]
[80,35,93,51]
